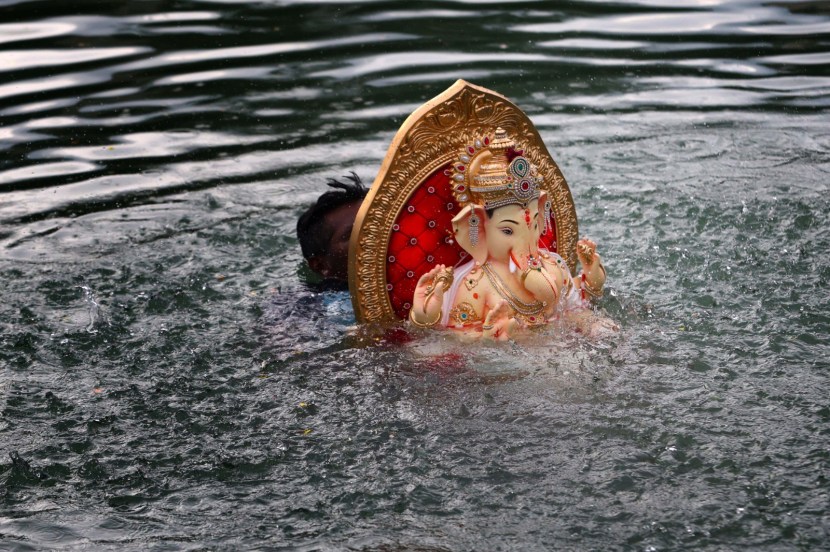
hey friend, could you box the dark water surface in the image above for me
[2,0,829,550]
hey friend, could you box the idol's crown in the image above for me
[449,128,542,210]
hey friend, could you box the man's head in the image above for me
[297,172,367,282]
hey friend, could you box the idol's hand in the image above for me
[576,237,601,271]
[577,237,606,298]
[481,300,521,341]
[411,264,452,326]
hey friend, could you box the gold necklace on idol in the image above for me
[481,262,547,325]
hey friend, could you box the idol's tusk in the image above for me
[509,253,519,274]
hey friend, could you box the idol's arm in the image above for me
[481,300,521,341]
[409,264,453,327]
[576,238,606,301]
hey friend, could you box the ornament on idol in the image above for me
[448,128,543,212]
[543,200,552,236]
[468,212,480,247]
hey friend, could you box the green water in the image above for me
[1,0,829,549]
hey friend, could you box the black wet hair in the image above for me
[296,172,367,260]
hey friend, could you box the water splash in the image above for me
[80,285,107,333]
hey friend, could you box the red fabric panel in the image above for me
[386,163,464,319]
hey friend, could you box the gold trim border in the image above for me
[348,80,578,325]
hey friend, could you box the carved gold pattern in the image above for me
[449,302,481,327]
[464,269,484,291]
[348,80,579,325]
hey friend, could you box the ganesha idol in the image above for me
[348,80,606,339]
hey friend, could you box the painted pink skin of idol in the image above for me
[482,205,565,330]
[410,191,595,339]
[484,204,541,266]
[498,206,541,275]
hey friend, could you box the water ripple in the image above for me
[1,47,152,72]
[153,67,276,86]
[0,161,100,187]
[30,131,271,162]
[0,21,77,44]
[514,8,782,35]
[121,32,417,72]
[313,51,552,79]
[759,51,830,66]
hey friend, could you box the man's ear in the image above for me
[307,256,330,278]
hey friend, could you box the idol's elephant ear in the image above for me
[451,204,488,265]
